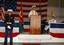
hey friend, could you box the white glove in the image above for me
[7,25,11,29]
[45,25,49,31]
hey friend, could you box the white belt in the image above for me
[6,22,12,24]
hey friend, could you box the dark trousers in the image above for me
[41,24,49,34]
[41,25,45,34]
[4,24,13,45]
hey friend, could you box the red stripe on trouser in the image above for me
[0,32,20,37]
[23,43,40,45]
[50,32,64,38]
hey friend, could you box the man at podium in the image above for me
[29,5,41,34]
[28,5,38,18]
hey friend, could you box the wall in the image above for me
[48,0,64,23]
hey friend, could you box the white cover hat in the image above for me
[7,9,13,12]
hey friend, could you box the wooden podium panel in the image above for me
[30,15,41,34]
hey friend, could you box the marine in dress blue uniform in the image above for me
[4,9,14,45]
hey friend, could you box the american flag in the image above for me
[0,0,48,33]
[0,0,48,35]
[0,0,48,45]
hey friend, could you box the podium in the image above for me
[30,15,41,34]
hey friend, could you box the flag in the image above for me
[50,23,64,38]
[4,0,17,11]
[12,0,21,17]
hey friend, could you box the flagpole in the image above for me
[39,0,42,15]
